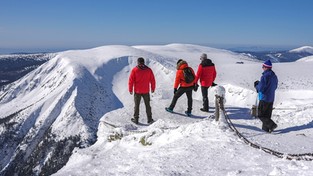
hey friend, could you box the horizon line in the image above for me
[0,43,310,54]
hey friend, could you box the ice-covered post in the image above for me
[214,86,226,125]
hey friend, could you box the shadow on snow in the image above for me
[225,106,313,134]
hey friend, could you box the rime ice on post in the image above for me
[214,86,227,126]
[215,85,225,100]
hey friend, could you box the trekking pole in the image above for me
[215,95,220,121]
[251,92,259,118]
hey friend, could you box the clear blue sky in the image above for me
[1,0,313,52]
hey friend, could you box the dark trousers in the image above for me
[134,93,152,121]
[258,100,276,132]
[201,86,210,110]
[169,86,193,113]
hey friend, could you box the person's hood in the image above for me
[137,64,148,70]
[201,59,214,67]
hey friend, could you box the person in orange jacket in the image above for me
[128,57,156,124]
[195,53,217,112]
[165,59,196,116]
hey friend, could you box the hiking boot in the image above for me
[131,118,138,124]
[269,124,277,133]
[165,107,173,113]
[262,126,270,133]
[200,108,209,112]
[148,119,155,124]
[185,111,191,117]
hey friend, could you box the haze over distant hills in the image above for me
[234,46,313,62]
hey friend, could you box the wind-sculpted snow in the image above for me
[0,45,185,175]
[1,44,313,175]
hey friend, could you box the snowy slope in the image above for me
[290,46,313,54]
[1,44,313,175]
[297,55,313,62]
[0,45,175,175]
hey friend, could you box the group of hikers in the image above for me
[128,54,278,133]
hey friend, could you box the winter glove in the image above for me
[174,88,177,94]
[211,82,217,87]
[193,84,199,92]
[254,80,260,93]
[254,80,259,88]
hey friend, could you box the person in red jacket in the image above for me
[165,59,196,116]
[195,53,217,112]
[128,57,156,124]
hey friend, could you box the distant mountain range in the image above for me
[233,46,313,62]
[0,53,53,88]
[1,46,312,89]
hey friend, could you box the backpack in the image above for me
[183,67,195,83]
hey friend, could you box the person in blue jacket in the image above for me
[254,60,278,133]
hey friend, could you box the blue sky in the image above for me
[0,0,313,52]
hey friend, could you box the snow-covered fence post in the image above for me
[214,86,227,125]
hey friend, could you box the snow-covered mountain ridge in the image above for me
[234,45,313,63]
[0,53,52,87]
[290,46,313,54]
[1,44,313,175]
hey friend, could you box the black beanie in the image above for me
[177,59,183,65]
[137,57,145,64]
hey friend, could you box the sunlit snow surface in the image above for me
[1,44,313,175]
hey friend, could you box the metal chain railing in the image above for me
[215,95,313,161]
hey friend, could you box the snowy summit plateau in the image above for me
[1,44,313,176]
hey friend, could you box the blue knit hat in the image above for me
[263,60,272,68]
